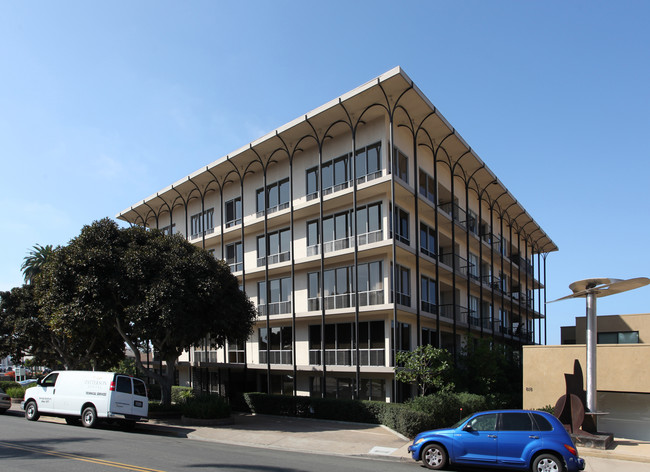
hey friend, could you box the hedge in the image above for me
[171,386,195,404]
[181,394,230,419]
[243,393,434,438]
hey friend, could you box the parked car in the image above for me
[0,387,11,413]
[408,409,585,471]
[22,371,148,428]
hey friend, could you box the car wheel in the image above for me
[422,443,447,470]
[81,406,98,428]
[25,401,39,421]
[532,453,564,472]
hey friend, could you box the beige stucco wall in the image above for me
[572,313,650,344]
[522,343,650,410]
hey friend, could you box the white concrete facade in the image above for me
[118,67,556,402]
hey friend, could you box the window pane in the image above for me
[279,179,290,204]
[324,269,335,296]
[309,325,321,349]
[269,232,279,255]
[501,412,533,431]
[256,189,264,212]
[358,264,369,292]
[335,213,348,240]
[259,328,268,350]
[116,376,132,394]
[308,272,319,298]
[281,278,291,302]
[619,332,639,344]
[369,262,382,290]
[257,236,266,257]
[258,282,266,305]
[281,327,292,350]
[307,221,318,246]
[268,183,279,208]
[355,149,366,177]
[325,324,336,349]
[334,156,347,186]
[357,207,368,234]
[322,163,333,189]
[270,279,280,303]
[323,217,334,242]
[370,321,384,349]
[367,143,380,173]
[369,204,381,231]
[336,267,349,294]
[307,168,318,194]
[469,413,498,431]
[337,323,352,349]
[270,327,281,350]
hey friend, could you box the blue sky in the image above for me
[1,1,648,345]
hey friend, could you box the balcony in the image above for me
[257,251,291,267]
[439,202,467,229]
[259,350,292,364]
[307,229,383,257]
[309,348,385,366]
[257,301,292,316]
[307,289,384,312]
[439,304,469,324]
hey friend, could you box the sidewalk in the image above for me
[8,403,650,464]
[145,412,650,465]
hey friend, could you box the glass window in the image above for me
[306,167,318,198]
[532,413,553,431]
[225,197,241,227]
[41,373,58,387]
[308,272,319,299]
[468,413,498,431]
[133,379,147,397]
[307,220,319,246]
[322,162,333,191]
[500,412,534,431]
[116,376,132,394]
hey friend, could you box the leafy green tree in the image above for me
[38,218,256,406]
[21,244,54,284]
[395,344,454,396]
[455,339,522,408]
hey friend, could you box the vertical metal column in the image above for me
[585,292,597,415]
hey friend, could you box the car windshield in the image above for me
[452,414,472,429]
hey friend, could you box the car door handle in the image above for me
[487,434,498,438]
[529,435,539,439]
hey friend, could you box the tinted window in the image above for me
[41,373,58,387]
[133,379,147,397]
[467,413,497,431]
[116,376,132,394]
[500,412,534,431]
[532,413,554,431]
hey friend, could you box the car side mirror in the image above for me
[463,424,474,432]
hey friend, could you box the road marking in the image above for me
[0,441,166,472]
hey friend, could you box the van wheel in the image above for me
[81,406,98,428]
[25,401,40,421]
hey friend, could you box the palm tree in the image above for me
[21,244,54,284]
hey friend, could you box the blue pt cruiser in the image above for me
[408,409,585,471]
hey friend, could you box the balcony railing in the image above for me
[257,301,292,316]
[438,304,469,324]
[309,348,385,366]
[257,251,291,267]
[193,350,218,363]
[259,350,292,365]
[439,252,470,277]
[307,230,383,257]
[307,289,384,312]
[439,202,467,229]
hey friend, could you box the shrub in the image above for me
[181,394,231,419]
[0,381,21,391]
[243,393,435,438]
[537,404,555,414]
[171,386,195,404]
[406,391,490,429]
[149,400,182,413]
[6,386,26,399]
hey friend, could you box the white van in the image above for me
[22,371,148,428]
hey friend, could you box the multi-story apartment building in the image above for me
[117,67,557,402]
